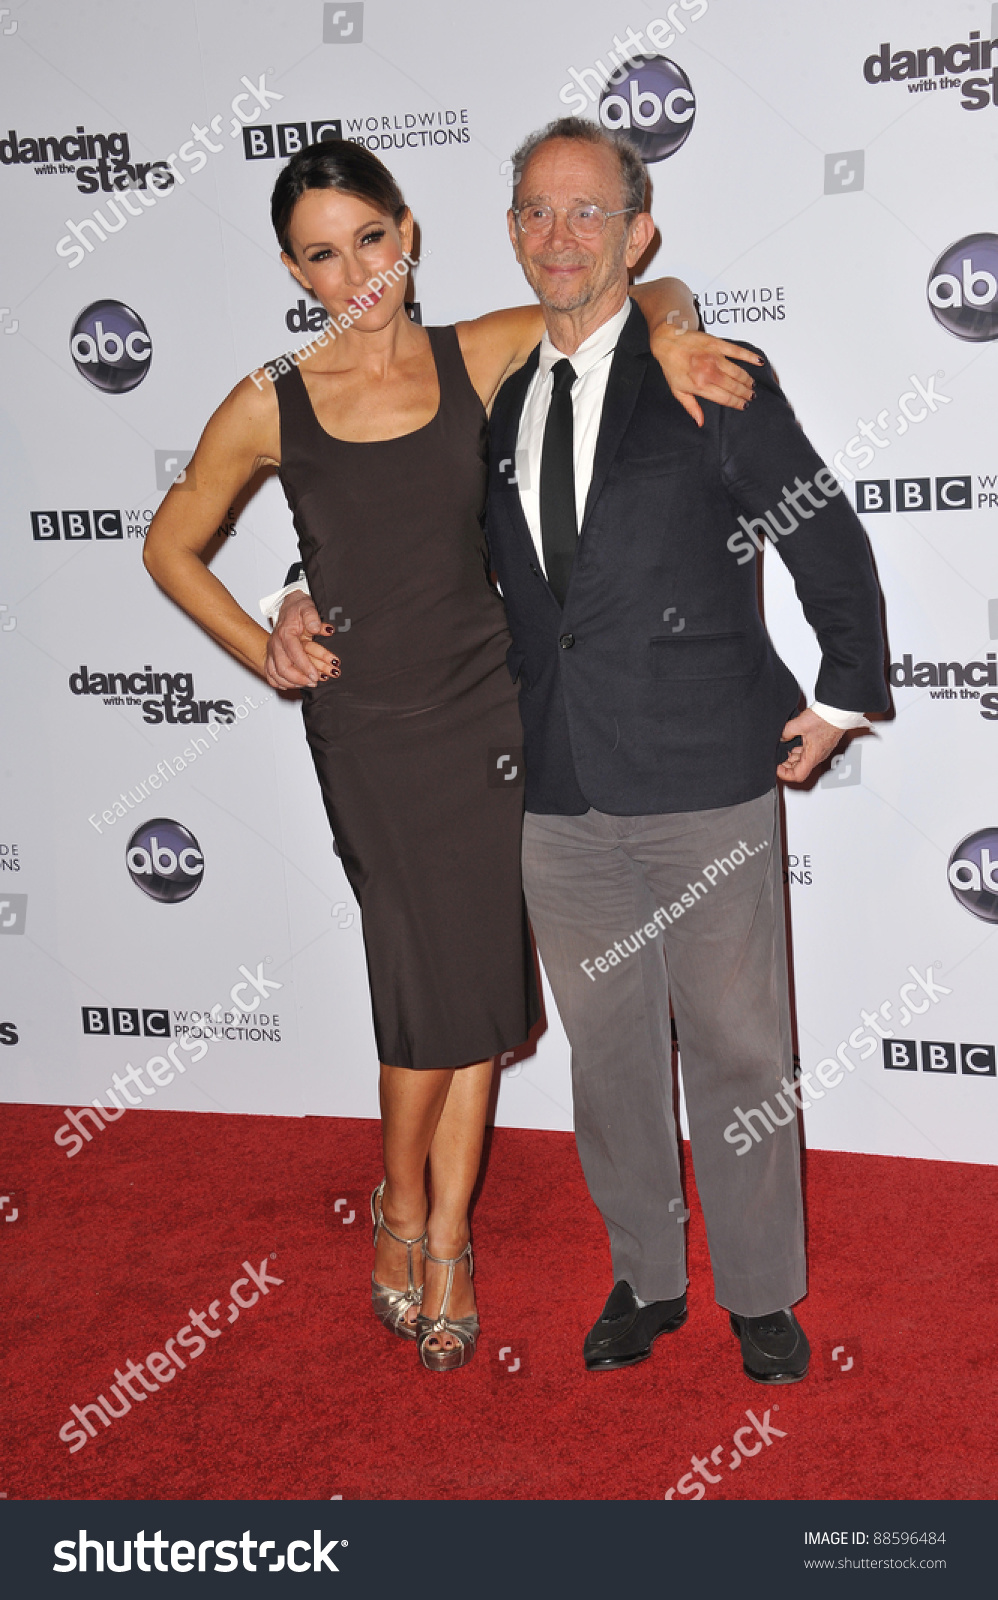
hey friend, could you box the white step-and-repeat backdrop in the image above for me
[1,0,995,1165]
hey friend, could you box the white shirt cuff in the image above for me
[259,578,311,628]
[810,700,870,732]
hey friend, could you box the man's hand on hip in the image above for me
[265,591,339,690]
[777,707,845,784]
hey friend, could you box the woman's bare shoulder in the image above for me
[455,305,544,409]
[202,367,282,469]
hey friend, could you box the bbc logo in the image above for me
[883,1039,995,1075]
[855,477,971,513]
[82,1007,171,1037]
[32,509,123,541]
[243,120,342,160]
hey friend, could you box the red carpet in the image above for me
[2,1104,995,1501]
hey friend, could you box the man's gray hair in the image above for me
[510,117,648,215]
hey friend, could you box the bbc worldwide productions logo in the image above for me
[883,1038,995,1076]
[126,819,203,903]
[80,1005,282,1042]
[243,118,341,159]
[598,56,695,160]
[854,476,975,514]
[70,300,151,392]
[927,234,998,341]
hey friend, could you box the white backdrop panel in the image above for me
[1,0,995,1165]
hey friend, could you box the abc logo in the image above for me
[126,818,204,904]
[927,234,998,342]
[947,827,998,923]
[71,300,152,393]
[599,55,695,162]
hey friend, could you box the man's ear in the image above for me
[625,211,656,268]
[281,250,313,294]
[507,210,523,262]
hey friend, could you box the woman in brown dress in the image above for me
[144,140,757,1371]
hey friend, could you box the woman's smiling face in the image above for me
[282,187,413,330]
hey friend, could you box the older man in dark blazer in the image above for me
[484,117,887,1384]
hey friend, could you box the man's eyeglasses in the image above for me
[513,203,635,240]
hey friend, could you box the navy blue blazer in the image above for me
[486,300,888,816]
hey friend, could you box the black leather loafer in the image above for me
[729,1308,810,1384]
[584,1280,687,1372]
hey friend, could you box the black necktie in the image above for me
[539,357,578,606]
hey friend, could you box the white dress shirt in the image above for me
[515,298,631,557]
[261,301,866,731]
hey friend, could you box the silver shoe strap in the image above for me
[372,1181,427,1299]
[421,1240,473,1323]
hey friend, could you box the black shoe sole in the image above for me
[584,1307,688,1372]
[741,1364,808,1384]
[729,1313,808,1384]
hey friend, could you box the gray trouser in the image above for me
[521,790,806,1317]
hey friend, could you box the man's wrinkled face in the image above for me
[508,139,647,315]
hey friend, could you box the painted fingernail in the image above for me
[319,674,330,682]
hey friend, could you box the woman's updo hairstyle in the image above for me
[271,139,407,259]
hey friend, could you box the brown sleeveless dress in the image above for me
[275,326,539,1070]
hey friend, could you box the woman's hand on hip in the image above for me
[266,591,340,690]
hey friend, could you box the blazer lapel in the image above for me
[491,345,542,566]
[580,300,650,535]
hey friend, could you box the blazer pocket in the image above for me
[648,630,752,681]
[613,453,695,478]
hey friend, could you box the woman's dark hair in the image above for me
[271,139,407,258]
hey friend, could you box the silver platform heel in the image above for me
[416,1240,480,1372]
[370,1180,425,1340]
